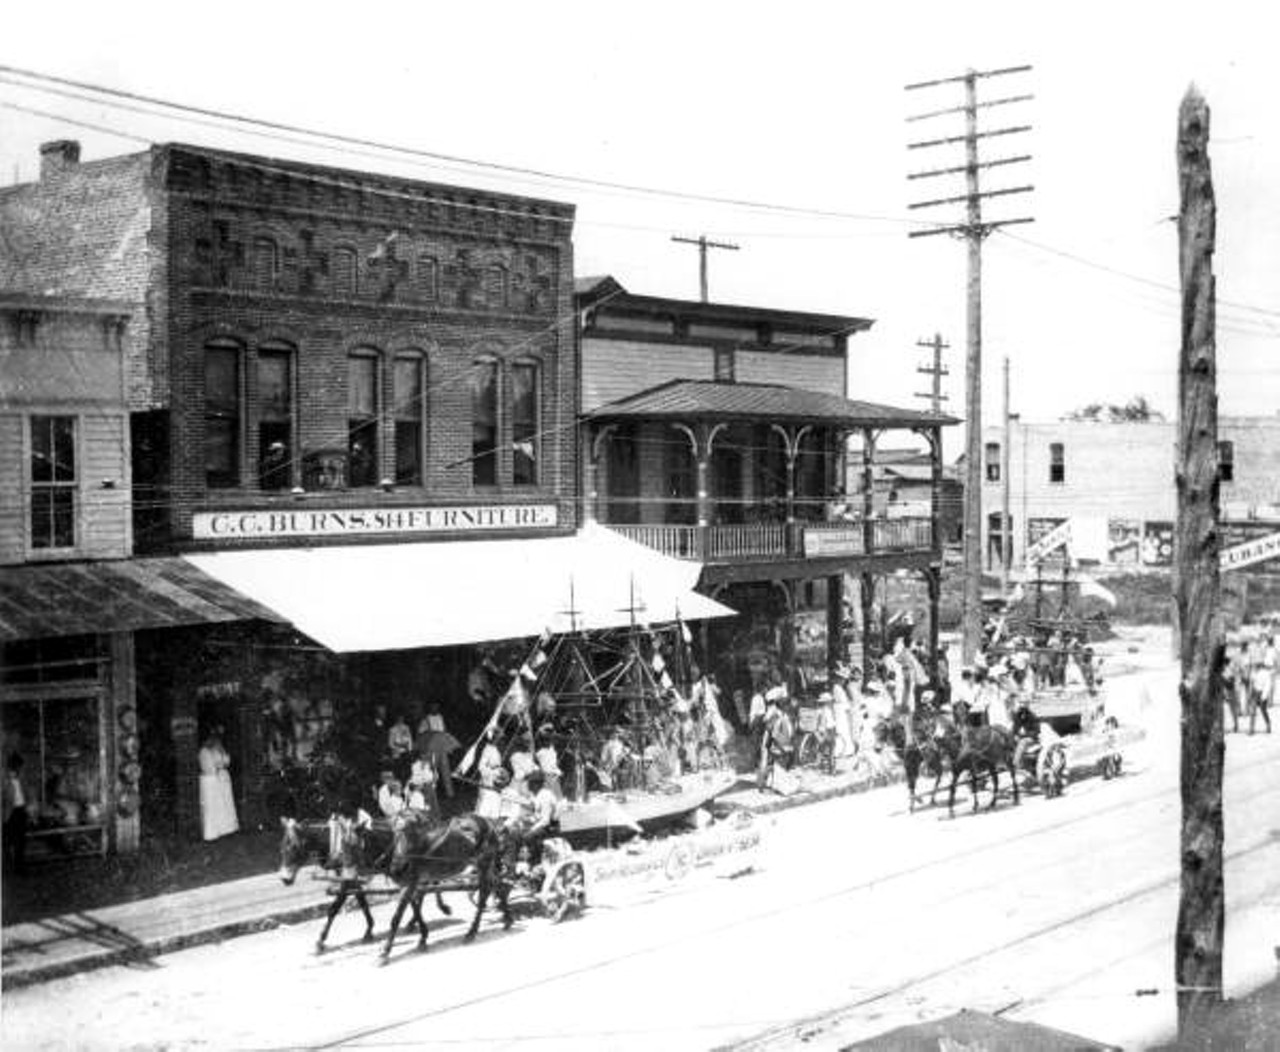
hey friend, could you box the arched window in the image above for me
[393,352,427,486]
[332,247,357,297]
[256,342,294,490]
[204,340,242,488]
[471,358,499,487]
[348,349,380,487]
[510,359,540,486]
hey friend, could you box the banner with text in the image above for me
[193,504,559,540]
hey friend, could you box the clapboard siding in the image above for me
[0,414,24,562]
[736,350,843,396]
[79,412,131,558]
[582,338,714,411]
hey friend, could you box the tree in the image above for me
[1062,395,1166,422]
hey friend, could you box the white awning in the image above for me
[182,523,734,653]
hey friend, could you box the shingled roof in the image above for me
[584,379,956,428]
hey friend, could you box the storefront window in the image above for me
[1,695,104,841]
[348,351,380,487]
[471,359,498,487]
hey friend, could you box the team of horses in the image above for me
[278,810,516,961]
[871,702,1063,816]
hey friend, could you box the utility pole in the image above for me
[914,333,950,414]
[1174,84,1224,1047]
[671,234,739,303]
[1001,355,1012,597]
[906,64,1034,664]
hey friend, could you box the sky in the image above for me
[4,1,1280,459]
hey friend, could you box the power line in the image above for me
[0,65,933,228]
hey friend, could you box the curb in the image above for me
[1,902,332,992]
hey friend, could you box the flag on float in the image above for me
[457,674,526,776]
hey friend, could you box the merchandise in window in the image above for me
[393,355,425,486]
[511,362,539,486]
[471,360,498,487]
[348,353,380,487]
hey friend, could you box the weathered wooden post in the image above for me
[1174,83,1224,1045]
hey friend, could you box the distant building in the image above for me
[979,417,1280,571]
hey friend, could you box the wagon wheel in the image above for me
[542,862,586,923]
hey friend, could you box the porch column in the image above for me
[777,580,797,683]
[860,572,876,676]
[585,425,616,525]
[924,566,941,667]
[827,574,844,676]
[861,428,877,554]
[914,424,944,558]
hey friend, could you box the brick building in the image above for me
[1,140,630,845]
[577,277,955,688]
[979,417,1280,572]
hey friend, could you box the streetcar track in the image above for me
[727,830,1280,1051]
[306,747,1280,1050]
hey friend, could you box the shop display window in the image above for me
[1,694,105,857]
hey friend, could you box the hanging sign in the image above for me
[1221,530,1280,572]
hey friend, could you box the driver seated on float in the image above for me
[516,770,560,875]
[1010,693,1041,781]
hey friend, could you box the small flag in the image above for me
[539,628,553,648]
[660,670,674,690]
[519,663,537,682]
[501,675,530,716]
[652,652,666,674]
[529,649,548,670]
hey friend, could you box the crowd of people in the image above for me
[1222,628,1275,735]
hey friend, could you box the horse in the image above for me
[871,707,953,812]
[381,810,511,960]
[946,724,1020,817]
[277,815,451,953]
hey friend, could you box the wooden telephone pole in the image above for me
[670,234,739,303]
[914,333,950,413]
[906,65,1034,663]
[1174,84,1224,1046]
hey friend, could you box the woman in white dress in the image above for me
[198,727,239,841]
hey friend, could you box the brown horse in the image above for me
[381,810,511,960]
[277,815,452,953]
[872,708,954,812]
[946,724,1020,817]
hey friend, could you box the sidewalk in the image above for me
[1,756,891,991]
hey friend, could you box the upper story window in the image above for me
[985,441,1001,482]
[30,415,76,549]
[417,256,439,301]
[511,360,540,486]
[471,359,499,487]
[1049,442,1065,484]
[714,347,736,382]
[332,247,357,297]
[204,341,241,489]
[1219,440,1235,482]
[482,265,508,310]
[257,345,293,490]
[393,353,426,486]
[348,350,380,488]
[250,236,277,291]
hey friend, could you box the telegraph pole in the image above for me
[906,64,1034,663]
[1001,355,1012,597]
[671,234,739,302]
[914,333,950,414]
[1174,84,1223,1047]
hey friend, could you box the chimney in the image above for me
[40,140,81,181]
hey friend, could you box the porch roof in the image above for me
[583,379,957,429]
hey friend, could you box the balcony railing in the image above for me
[609,517,933,563]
